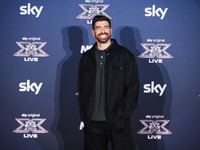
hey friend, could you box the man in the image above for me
[77,15,139,150]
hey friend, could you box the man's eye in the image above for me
[95,26,101,30]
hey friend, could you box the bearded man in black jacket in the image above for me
[77,15,139,150]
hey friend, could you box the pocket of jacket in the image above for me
[111,64,125,82]
[112,64,125,71]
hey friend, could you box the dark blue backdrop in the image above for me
[0,0,200,150]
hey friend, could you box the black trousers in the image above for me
[83,117,133,150]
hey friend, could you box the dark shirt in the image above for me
[92,42,113,121]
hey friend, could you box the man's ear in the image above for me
[92,29,95,37]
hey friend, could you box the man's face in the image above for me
[92,20,112,44]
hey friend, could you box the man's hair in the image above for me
[92,15,111,29]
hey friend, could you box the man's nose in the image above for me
[101,27,106,32]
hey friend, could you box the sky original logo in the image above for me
[77,2,111,24]
[145,5,168,20]
[20,3,43,18]
[14,40,48,62]
[137,115,172,140]
[13,114,48,138]
[143,81,167,96]
[138,39,173,63]
[19,79,43,95]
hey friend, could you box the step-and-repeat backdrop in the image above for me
[1,0,200,150]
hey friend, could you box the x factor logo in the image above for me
[13,118,48,133]
[14,42,48,57]
[137,120,172,135]
[77,4,111,19]
[139,43,173,58]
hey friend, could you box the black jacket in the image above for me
[78,39,139,123]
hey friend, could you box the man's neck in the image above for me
[97,39,112,51]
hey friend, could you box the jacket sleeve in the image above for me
[122,54,139,119]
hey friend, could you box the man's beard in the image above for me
[95,33,111,43]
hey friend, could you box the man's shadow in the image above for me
[114,26,172,150]
[52,26,88,150]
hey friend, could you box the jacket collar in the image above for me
[90,39,118,55]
